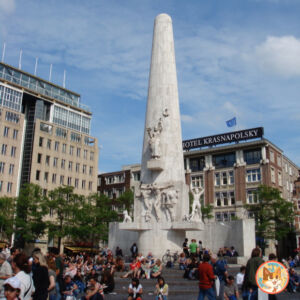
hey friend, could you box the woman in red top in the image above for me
[197,253,216,300]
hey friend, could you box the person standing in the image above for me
[211,254,228,300]
[182,238,189,258]
[0,253,13,300]
[12,253,35,300]
[242,248,264,300]
[32,252,50,300]
[189,239,198,259]
[130,243,138,259]
[197,253,216,300]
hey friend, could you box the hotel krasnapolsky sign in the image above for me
[182,127,264,150]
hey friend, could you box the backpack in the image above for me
[214,259,227,281]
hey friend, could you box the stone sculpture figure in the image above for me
[147,118,163,159]
[162,189,178,222]
[123,210,132,223]
[189,183,204,222]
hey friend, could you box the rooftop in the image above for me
[0,62,90,112]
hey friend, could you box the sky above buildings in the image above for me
[1,0,300,173]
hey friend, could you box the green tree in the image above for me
[201,199,214,223]
[47,186,80,251]
[244,185,295,245]
[117,189,134,214]
[15,183,48,248]
[0,196,16,241]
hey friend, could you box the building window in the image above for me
[0,162,5,173]
[0,181,2,191]
[215,192,221,206]
[90,151,94,161]
[44,172,49,183]
[88,181,93,190]
[229,191,235,205]
[61,159,65,169]
[76,163,80,173]
[45,155,50,166]
[56,127,67,139]
[215,173,220,186]
[67,177,72,186]
[77,148,81,157]
[190,157,205,172]
[89,166,93,176]
[277,155,281,167]
[215,171,234,186]
[286,181,289,191]
[54,141,59,151]
[62,143,66,153]
[5,111,20,123]
[11,146,16,157]
[69,146,74,155]
[213,152,235,169]
[82,164,87,174]
[3,126,9,137]
[13,129,18,139]
[133,172,140,181]
[246,168,261,182]
[53,157,58,167]
[290,183,293,193]
[68,161,73,171]
[82,180,86,189]
[7,182,12,193]
[47,139,51,150]
[247,189,258,204]
[52,173,56,184]
[39,137,43,147]
[278,172,282,186]
[60,175,64,185]
[285,163,288,173]
[75,178,79,188]
[1,144,7,155]
[8,164,14,175]
[270,150,274,162]
[215,213,222,222]
[37,153,42,163]
[36,170,40,181]
[223,192,228,206]
[271,167,275,183]
[244,148,261,165]
[83,150,88,159]
[289,167,292,176]
[191,175,204,188]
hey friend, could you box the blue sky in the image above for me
[1,0,300,173]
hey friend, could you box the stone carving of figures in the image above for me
[123,210,132,223]
[147,118,163,159]
[140,185,153,221]
[162,189,178,222]
[189,183,204,222]
[153,185,162,221]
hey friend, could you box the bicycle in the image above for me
[162,249,179,265]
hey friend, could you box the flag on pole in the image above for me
[226,117,236,127]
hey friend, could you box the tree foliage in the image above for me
[117,189,134,214]
[201,199,214,223]
[0,196,16,240]
[15,183,48,248]
[244,185,295,241]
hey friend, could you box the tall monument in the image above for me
[119,13,203,258]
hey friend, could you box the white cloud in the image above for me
[0,0,15,14]
[255,36,300,77]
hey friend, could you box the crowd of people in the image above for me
[0,241,299,300]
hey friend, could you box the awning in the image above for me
[64,246,99,253]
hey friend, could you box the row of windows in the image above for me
[0,180,13,193]
[215,171,234,186]
[1,144,17,157]
[35,170,93,190]
[2,127,19,139]
[37,153,94,175]
[189,149,262,171]
[215,189,259,206]
[105,174,125,185]
[0,162,15,175]
[0,84,22,112]
[38,137,94,160]
[215,211,236,222]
